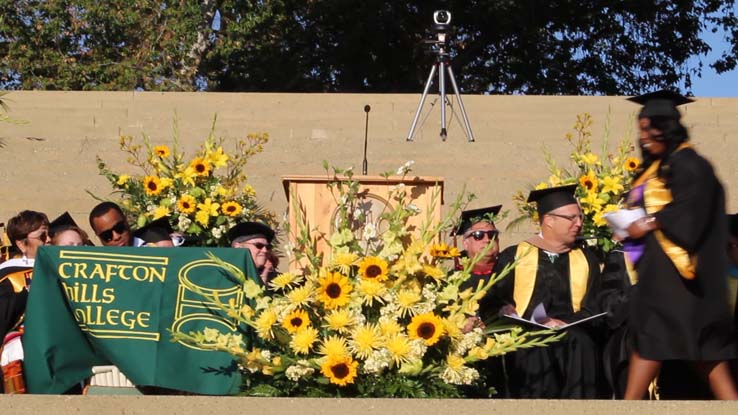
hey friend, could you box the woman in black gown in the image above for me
[622,90,737,400]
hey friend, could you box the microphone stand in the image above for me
[362,105,370,175]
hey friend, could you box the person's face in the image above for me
[234,237,271,269]
[638,117,667,157]
[544,203,583,246]
[53,229,84,246]
[728,235,738,267]
[16,224,50,259]
[462,221,499,263]
[92,209,131,247]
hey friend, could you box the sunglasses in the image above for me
[98,220,129,242]
[246,242,273,251]
[27,231,49,242]
[465,230,499,241]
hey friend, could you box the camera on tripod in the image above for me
[433,10,451,26]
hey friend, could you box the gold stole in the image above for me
[513,242,589,315]
[631,143,696,280]
[1,270,32,293]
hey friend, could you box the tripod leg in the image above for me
[446,66,475,142]
[439,61,447,141]
[406,64,438,141]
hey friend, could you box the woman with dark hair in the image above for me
[1,210,49,393]
[622,91,737,399]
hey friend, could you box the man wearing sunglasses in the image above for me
[452,205,502,296]
[489,184,606,399]
[89,202,132,247]
[227,221,276,284]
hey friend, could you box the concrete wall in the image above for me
[2,395,738,415]
[1,91,737,243]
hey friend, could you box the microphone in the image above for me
[362,105,371,175]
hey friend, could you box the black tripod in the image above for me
[406,27,475,142]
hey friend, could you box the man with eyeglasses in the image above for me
[89,202,132,247]
[227,221,276,284]
[489,184,606,399]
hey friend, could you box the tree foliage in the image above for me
[1,1,736,94]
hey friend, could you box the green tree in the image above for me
[1,0,736,94]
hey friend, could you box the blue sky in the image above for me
[688,6,738,97]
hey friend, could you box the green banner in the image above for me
[23,246,258,395]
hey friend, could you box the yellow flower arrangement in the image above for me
[94,118,274,246]
[512,112,639,257]
[173,163,562,397]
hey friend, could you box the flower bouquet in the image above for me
[94,117,275,246]
[173,163,561,398]
[511,113,640,257]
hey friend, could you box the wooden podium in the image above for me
[282,175,444,269]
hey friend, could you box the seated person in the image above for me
[49,212,92,246]
[89,202,132,247]
[488,185,606,399]
[227,222,276,284]
[452,205,502,295]
[132,217,183,247]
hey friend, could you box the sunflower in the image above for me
[290,327,318,355]
[177,195,197,214]
[407,312,445,346]
[317,272,352,309]
[153,145,171,158]
[358,256,389,281]
[320,355,358,386]
[189,157,212,177]
[221,201,243,217]
[429,243,461,258]
[323,308,355,333]
[318,335,349,357]
[625,157,640,172]
[578,171,598,193]
[143,175,163,196]
[282,309,311,333]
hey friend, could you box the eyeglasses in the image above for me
[465,230,499,241]
[548,213,584,223]
[246,242,272,251]
[27,231,49,242]
[97,220,128,242]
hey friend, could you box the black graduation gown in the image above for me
[0,260,32,340]
[488,244,607,399]
[630,148,736,362]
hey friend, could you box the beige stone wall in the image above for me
[1,395,738,415]
[1,91,737,244]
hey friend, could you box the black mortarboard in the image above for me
[50,212,78,234]
[527,184,578,216]
[451,205,502,236]
[627,89,694,120]
[133,217,174,245]
[227,221,275,244]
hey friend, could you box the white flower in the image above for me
[285,360,315,381]
[363,222,378,240]
[406,204,421,214]
[396,160,415,175]
[364,349,392,374]
[177,215,192,232]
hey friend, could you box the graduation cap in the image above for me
[451,205,502,236]
[133,217,175,247]
[527,184,578,216]
[49,212,78,235]
[227,221,275,244]
[627,89,694,120]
